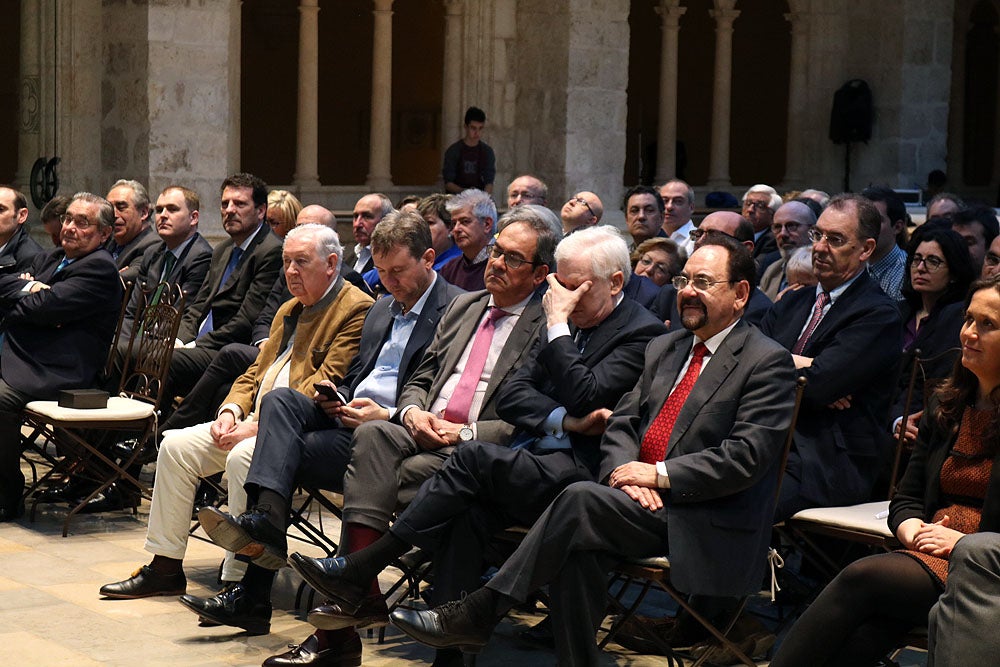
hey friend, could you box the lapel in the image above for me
[805,271,869,351]
[216,225,266,297]
[439,292,491,378]
[36,250,69,284]
[481,294,543,407]
[399,278,448,384]
[647,331,694,419]
[579,299,628,363]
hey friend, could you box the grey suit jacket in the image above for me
[397,289,545,445]
[110,225,161,283]
[599,320,796,597]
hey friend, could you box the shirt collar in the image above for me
[694,318,741,356]
[487,290,533,316]
[390,272,438,318]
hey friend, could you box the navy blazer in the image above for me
[496,297,668,475]
[0,226,43,274]
[0,248,122,396]
[599,321,796,596]
[760,270,903,507]
[340,275,464,399]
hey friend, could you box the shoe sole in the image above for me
[177,596,271,636]
[197,508,286,571]
[287,554,365,614]
[99,587,186,600]
[307,609,389,631]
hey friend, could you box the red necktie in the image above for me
[443,306,509,424]
[638,343,709,464]
[792,291,830,355]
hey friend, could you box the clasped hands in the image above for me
[609,460,662,512]
[898,515,964,558]
[209,410,258,451]
[403,408,461,450]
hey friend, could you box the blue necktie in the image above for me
[198,247,244,338]
[54,258,71,274]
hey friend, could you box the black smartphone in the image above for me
[313,383,348,404]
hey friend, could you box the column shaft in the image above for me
[440,0,464,152]
[783,11,809,187]
[367,0,394,189]
[654,1,686,185]
[707,2,739,188]
[295,0,320,187]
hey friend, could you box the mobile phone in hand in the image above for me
[313,382,348,404]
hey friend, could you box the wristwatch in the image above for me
[459,425,474,442]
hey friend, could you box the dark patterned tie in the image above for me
[792,291,830,355]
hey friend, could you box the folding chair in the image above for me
[21,283,184,536]
[600,375,809,667]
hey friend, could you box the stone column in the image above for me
[441,0,464,149]
[294,0,321,187]
[783,8,809,188]
[653,0,686,185]
[707,0,739,189]
[366,0,394,189]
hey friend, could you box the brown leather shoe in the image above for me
[307,596,389,630]
[263,632,362,666]
[99,565,186,599]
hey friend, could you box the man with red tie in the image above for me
[300,236,797,665]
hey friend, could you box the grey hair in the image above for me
[286,223,343,266]
[787,244,814,277]
[499,204,563,240]
[446,188,497,232]
[111,178,151,213]
[370,192,395,219]
[555,224,631,284]
[662,179,695,205]
[71,192,115,230]
[743,183,782,211]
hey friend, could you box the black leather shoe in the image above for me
[263,632,362,666]
[287,553,368,614]
[76,484,137,514]
[100,565,186,599]
[516,616,554,649]
[178,582,271,635]
[307,596,389,630]
[197,506,287,570]
[34,478,81,504]
[390,601,494,653]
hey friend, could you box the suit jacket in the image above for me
[759,258,785,301]
[622,273,661,310]
[120,232,213,338]
[225,278,374,418]
[109,225,160,283]
[890,300,964,420]
[0,247,122,396]
[396,289,545,445]
[599,321,796,597]
[889,395,1000,534]
[759,270,903,507]
[0,226,43,274]
[251,275,294,344]
[496,297,667,474]
[177,224,283,349]
[652,284,772,330]
[341,275,464,399]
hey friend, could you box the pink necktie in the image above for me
[792,291,830,355]
[443,307,509,424]
[638,343,708,464]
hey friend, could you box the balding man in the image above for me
[759,201,817,300]
[106,179,161,282]
[298,204,338,228]
[560,191,603,235]
[652,211,773,328]
[0,186,42,273]
[507,175,548,209]
[659,179,697,257]
[346,194,394,280]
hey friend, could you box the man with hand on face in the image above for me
[106,179,160,282]
[0,192,122,520]
[383,237,796,666]
[0,186,42,273]
[99,224,372,610]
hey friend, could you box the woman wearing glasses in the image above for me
[891,226,976,443]
[772,274,1000,666]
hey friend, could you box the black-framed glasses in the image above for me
[807,227,851,248]
[672,275,732,292]
[743,200,771,211]
[61,214,95,229]
[569,196,594,217]
[910,254,946,272]
[489,244,539,270]
[689,228,738,243]
[772,222,803,235]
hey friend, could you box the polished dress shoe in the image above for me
[390,601,494,653]
[100,565,186,598]
[307,595,389,630]
[178,582,271,635]
[34,478,81,504]
[77,484,137,514]
[287,553,368,614]
[197,506,287,570]
[263,632,362,667]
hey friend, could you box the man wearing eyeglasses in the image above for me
[981,234,1000,279]
[760,194,902,520]
[560,191,603,235]
[861,186,908,302]
[759,201,818,300]
[506,175,548,209]
[741,184,781,267]
[0,192,123,520]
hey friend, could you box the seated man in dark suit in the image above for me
[652,211,772,328]
[105,179,161,283]
[375,237,797,666]
[165,173,283,402]
[119,185,212,339]
[0,192,123,519]
[286,225,667,665]
[759,193,903,520]
[178,211,461,654]
[0,185,43,274]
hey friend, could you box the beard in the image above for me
[679,297,708,331]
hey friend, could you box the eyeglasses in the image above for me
[637,256,671,276]
[986,253,1000,268]
[910,254,946,272]
[743,201,771,211]
[61,214,95,229]
[689,228,738,243]
[568,196,595,217]
[489,244,538,270]
[772,222,804,235]
[672,275,732,292]
[807,227,851,248]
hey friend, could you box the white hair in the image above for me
[742,183,782,211]
[286,223,343,262]
[554,225,631,283]
[787,244,814,276]
[446,189,497,232]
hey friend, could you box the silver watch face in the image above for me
[459,426,474,441]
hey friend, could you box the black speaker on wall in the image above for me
[829,79,873,145]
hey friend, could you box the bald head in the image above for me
[560,191,604,234]
[696,211,755,251]
[297,204,338,229]
[772,200,816,257]
[507,175,548,208]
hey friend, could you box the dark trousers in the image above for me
[390,442,591,605]
[485,481,670,667]
[0,378,33,509]
[161,343,258,433]
[243,387,353,500]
